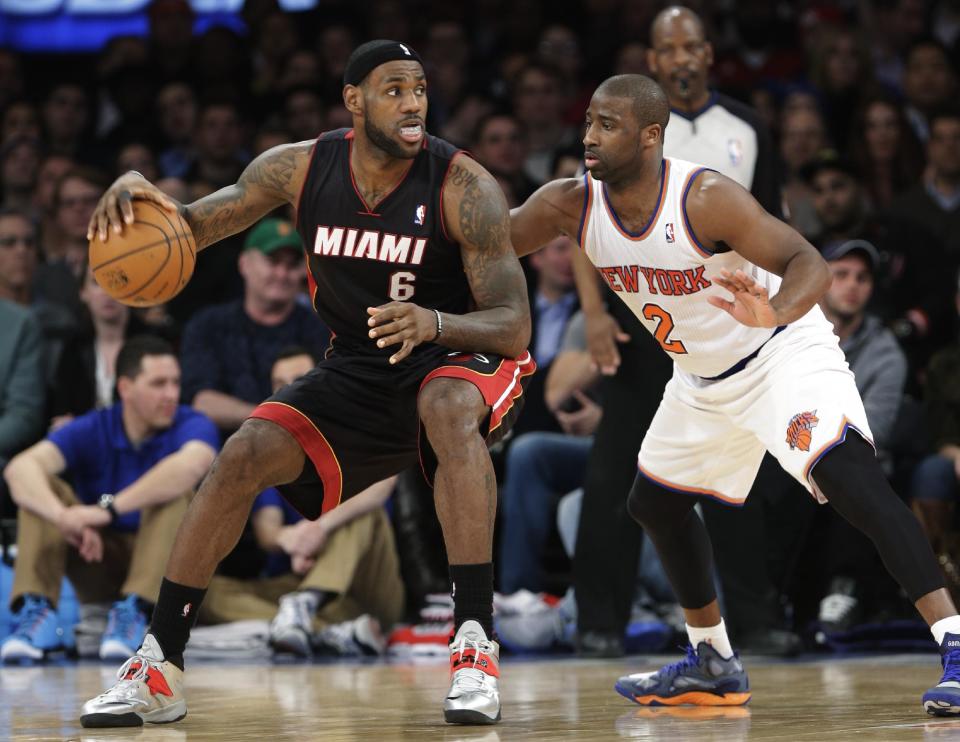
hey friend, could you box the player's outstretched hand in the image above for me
[708,269,779,328]
[87,171,179,244]
[367,302,439,364]
[585,309,630,376]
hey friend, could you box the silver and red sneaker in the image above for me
[80,634,186,727]
[443,620,501,725]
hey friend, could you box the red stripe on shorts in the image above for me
[420,351,537,431]
[249,401,343,514]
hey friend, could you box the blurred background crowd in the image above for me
[1,0,960,662]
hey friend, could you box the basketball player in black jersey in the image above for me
[80,41,531,728]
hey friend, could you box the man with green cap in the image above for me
[178,217,330,437]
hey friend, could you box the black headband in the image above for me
[343,40,423,87]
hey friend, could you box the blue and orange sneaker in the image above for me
[1,595,65,662]
[615,642,751,707]
[100,595,149,661]
[923,632,960,715]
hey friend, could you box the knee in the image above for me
[216,419,290,490]
[418,379,483,444]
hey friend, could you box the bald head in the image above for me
[650,5,705,46]
[647,4,712,109]
[595,74,670,133]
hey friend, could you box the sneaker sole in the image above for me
[270,637,311,657]
[615,681,751,706]
[81,704,187,728]
[925,699,960,716]
[443,708,501,725]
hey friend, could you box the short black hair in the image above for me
[905,35,953,67]
[595,74,671,133]
[116,335,176,380]
[471,111,525,147]
[0,205,37,232]
[274,345,317,366]
[928,106,960,133]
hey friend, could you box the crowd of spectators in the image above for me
[2,0,960,660]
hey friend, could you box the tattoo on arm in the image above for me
[439,164,531,356]
[184,143,306,250]
[447,162,479,190]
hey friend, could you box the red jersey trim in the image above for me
[249,401,343,514]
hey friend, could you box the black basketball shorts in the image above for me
[249,350,536,519]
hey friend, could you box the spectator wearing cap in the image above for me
[178,218,330,437]
[806,149,955,386]
[819,239,908,467]
[893,108,960,261]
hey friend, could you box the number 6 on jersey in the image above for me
[389,271,416,301]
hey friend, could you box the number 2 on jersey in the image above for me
[642,303,687,354]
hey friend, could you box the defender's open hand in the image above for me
[367,302,439,364]
[708,269,779,328]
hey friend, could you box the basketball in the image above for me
[88,200,196,307]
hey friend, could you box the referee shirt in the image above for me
[664,91,782,217]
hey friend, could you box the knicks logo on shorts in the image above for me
[785,411,819,452]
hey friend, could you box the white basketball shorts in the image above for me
[637,319,873,505]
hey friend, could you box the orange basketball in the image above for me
[88,200,196,307]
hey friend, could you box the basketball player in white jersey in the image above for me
[510,74,960,716]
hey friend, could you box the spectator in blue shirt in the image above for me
[178,218,330,435]
[1,336,218,663]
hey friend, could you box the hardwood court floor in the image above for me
[3,653,958,741]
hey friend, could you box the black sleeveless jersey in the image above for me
[296,128,470,381]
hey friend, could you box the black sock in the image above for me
[147,578,207,670]
[450,563,494,637]
[303,588,336,611]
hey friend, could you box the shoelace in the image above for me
[451,636,494,692]
[13,599,51,638]
[277,594,313,631]
[107,598,143,643]
[95,654,156,706]
[659,645,701,680]
[820,594,857,623]
[942,649,960,683]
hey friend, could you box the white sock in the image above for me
[686,618,734,659]
[931,616,960,645]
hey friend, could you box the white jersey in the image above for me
[578,156,829,378]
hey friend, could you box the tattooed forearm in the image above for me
[182,187,253,250]
[437,164,532,358]
[183,143,308,251]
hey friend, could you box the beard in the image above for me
[365,117,416,159]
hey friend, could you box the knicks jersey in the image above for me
[296,129,470,374]
[579,157,826,379]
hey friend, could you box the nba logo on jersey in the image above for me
[414,204,426,226]
[665,223,675,243]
